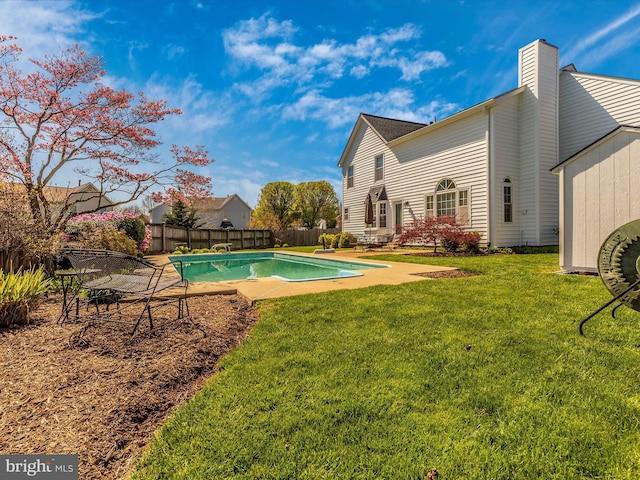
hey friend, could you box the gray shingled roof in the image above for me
[361,113,427,142]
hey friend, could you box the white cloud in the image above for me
[0,0,99,62]
[142,75,236,139]
[562,3,640,66]
[397,51,448,81]
[223,13,447,99]
[165,44,186,61]
[282,88,459,128]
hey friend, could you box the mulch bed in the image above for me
[0,293,260,479]
[412,269,477,279]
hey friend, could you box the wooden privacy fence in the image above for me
[148,224,273,253]
[274,228,340,247]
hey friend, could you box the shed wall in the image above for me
[560,131,640,271]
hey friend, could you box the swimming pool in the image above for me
[169,252,388,282]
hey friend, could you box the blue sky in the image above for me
[2,0,640,208]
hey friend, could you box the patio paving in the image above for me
[150,249,456,304]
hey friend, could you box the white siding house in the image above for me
[339,38,640,263]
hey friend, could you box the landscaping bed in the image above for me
[0,293,259,480]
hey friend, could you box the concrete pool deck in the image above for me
[150,250,457,304]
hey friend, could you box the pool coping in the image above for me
[149,249,457,304]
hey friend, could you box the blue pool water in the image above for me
[169,252,387,282]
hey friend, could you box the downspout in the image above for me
[484,105,493,247]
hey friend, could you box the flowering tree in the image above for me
[396,216,460,252]
[0,36,213,237]
[398,215,482,253]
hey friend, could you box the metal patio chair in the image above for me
[59,248,199,336]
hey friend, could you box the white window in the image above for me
[436,179,457,216]
[458,189,469,224]
[347,166,354,188]
[425,195,434,217]
[374,154,384,182]
[378,203,387,228]
[432,179,470,223]
[344,207,349,222]
[503,179,513,223]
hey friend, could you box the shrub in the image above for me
[0,265,51,326]
[82,226,139,256]
[330,235,340,249]
[338,232,356,248]
[116,217,146,248]
[441,232,463,252]
[64,210,152,254]
[0,182,57,272]
[282,243,289,248]
[462,231,482,253]
[318,233,336,248]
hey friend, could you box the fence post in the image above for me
[208,229,212,249]
[161,224,166,252]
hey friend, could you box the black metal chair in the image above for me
[59,248,199,336]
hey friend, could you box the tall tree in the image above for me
[294,180,338,229]
[162,200,202,229]
[250,181,297,231]
[0,36,213,236]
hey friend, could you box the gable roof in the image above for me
[193,194,252,211]
[361,114,427,143]
[551,125,640,173]
[2,182,114,206]
[42,183,113,204]
[368,185,388,202]
[338,86,525,167]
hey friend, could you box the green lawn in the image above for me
[131,253,640,479]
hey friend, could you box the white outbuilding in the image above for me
[552,126,640,272]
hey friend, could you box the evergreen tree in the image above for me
[162,200,202,228]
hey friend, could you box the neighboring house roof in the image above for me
[551,125,640,173]
[1,182,114,207]
[192,194,252,212]
[42,183,114,206]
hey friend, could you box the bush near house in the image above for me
[317,232,357,249]
[398,216,482,253]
